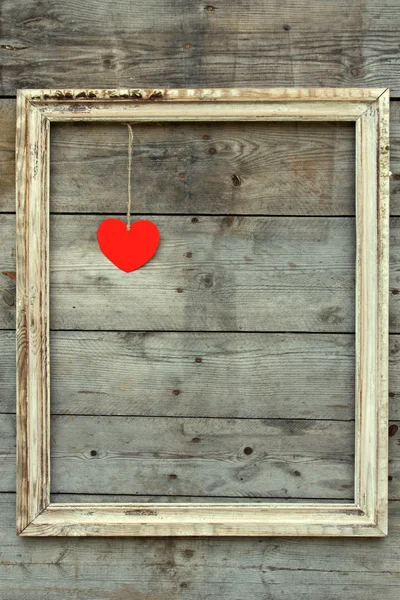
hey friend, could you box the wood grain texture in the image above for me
[15,92,51,534]
[354,93,389,531]
[49,215,356,332]
[45,215,356,332]
[0,332,396,418]
[0,329,387,421]
[49,120,355,215]
[374,89,390,531]
[48,331,355,420]
[24,504,376,537]
[5,213,400,331]
[0,494,397,597]
[1,413,352,498]
[0,332,397,416]
[39,100,369,122]
[25,88,388,102]
[0,331,355,418]
[1,495,400,598]
[0,99,15,212]
[3,1,400,37]
[1,100,399,215]
[50,415,356,499]
[1,1,400,94]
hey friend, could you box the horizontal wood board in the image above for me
[0,214,361,331]
[2,1,400,95]
[50,415,354,499]
[0,413,357,499]
[50,120,356,215]
[0,493,399,599]
[0,412,398,500]
[2,331,400,420]
[3,213,400,332]
[1,416,398,500]
[0,330,359,419]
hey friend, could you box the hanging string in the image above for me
[127,123,134,231]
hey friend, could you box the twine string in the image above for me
[127,123,134,230]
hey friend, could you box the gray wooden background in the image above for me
[1,1,400,598]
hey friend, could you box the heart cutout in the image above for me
[97,218,160,272]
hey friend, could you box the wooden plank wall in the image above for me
[1,1,400,597]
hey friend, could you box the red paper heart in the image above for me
[97,218,160,272]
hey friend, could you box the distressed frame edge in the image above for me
[16,90,51,535]
[375,88,390,534]
[19,87,387,102]
[354,88,390,537]
[20,503,381,537]
[15,88,390,537]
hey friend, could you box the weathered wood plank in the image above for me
[9,215,368,331]
[0,215,400,333]
[1,330,397,423]
[0,216,16,327]
[0,330,395,420]
[45,333,400,422]
[48,215,356,332]
[0,494,400,600]
[48,121,355,215]
[391,103,400,212]
[28,332,355,420]
[0,330,357,420]
[47,414,352,498]
[3,1,400,38]
[0,413,355,498]
[52,215,356,332]
[390,338,400,418]
[47,120,355,215]
[2,1,400,95]
[0,492,398,597]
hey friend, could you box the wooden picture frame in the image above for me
[16,88,390,537]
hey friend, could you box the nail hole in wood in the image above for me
[231,174,242,187]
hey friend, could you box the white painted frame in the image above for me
[16,88,390,536]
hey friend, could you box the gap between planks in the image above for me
[0,410,355,422]
[0,212,359,217]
